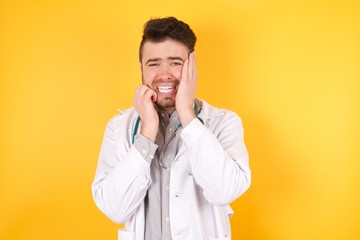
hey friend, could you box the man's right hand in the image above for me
[133,84,159,142]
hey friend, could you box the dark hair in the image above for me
[139,17,197,61]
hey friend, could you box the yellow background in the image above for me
[1,0,359,239]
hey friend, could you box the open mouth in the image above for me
[157,85,176,93]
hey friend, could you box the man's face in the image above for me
[141,39,190,113]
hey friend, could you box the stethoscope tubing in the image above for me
[131,102,203,144]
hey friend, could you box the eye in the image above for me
[171,61,183,66]
[148,63,159,67]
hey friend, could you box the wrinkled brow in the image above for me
[145,56,185,65]
[145,58,161,65]
[168,57,184,62]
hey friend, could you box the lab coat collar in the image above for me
[197,99,226,122]
[117,98,225,122]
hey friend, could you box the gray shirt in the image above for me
[134,110,183,240]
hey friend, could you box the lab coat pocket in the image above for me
[118,229,135,240]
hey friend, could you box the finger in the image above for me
[142,84,159,100]
[139,85,151,96]
[185,52,196,86]
[134,84,142,96]
[191,52,198,81]
[133,88,140,106]
[134,85,144,102]
[181,58,189,82]
[188,52,195,81]
[135,84,147,96]
[134,85,150,106]
[144,87,157,101]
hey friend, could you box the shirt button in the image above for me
[167,167,171,171]
[168,127,173,133]
[142,149,147,154]
[166,185,170,192]
[165,217,170,223]
[161,112,166,117]
[149,155,154,159]
[167,154,171,160]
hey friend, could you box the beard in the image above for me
[142,75,180,112]
[155,96,175,109]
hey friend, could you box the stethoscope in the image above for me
[131,102,204,144]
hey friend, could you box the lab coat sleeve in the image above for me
[92,116,154,224]
[181,111,251,206]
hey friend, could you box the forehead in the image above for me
[141,39,189,62]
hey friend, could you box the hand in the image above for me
[133,84,159,142]
[176,52,197,127]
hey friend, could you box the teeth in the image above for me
[158,86,175,93]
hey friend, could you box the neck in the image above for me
[165,108,176,116]
[154,104,176,116]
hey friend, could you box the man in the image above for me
[92,17,251,240]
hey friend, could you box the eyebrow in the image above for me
[145,58,161,65]
[168,56,184,62]
[145,56,184,65]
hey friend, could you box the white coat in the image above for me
[92,100,251,240]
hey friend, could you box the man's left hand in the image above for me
[176,52,197,127]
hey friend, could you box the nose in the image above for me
[158,64,173,80]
